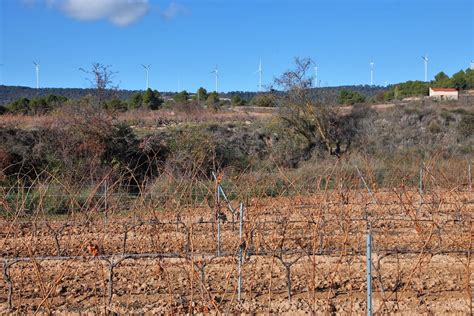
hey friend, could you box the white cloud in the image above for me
[25,0,148,26]
[161,2,188,20]
[60,0,149,26]
[20,0,188,26]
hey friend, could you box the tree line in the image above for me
[383,68,474,101]
[4,62,470,114]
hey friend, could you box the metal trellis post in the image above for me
[217,216,221,257]
[468,161,472,191]
[237,202,244,302]
[366,230,373,316]
[419,163,423,195]
[214,171,221,257]
[104,179,108,225]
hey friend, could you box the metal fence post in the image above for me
[104,179,108,225]
[214,171,221,257]
[468,161,472,191]
[366,230,373,316]
[419,163,423,195]
[217,216,221,257]
[237,202,244,302]
[107,261,114,306]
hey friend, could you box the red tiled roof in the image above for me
[430,88,458,92]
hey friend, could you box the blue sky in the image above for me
[1,0,473,92]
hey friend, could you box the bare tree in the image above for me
[274,57,351,157]
[79,63,118,106]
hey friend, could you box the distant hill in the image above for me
[312,85,387,103]
[0,85,387,106]
[223,85,387,103]
[0,85,142,106]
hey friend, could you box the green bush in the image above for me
[195,87,208,101]
[338,90,366,105]
[7,97,30,114]
[105,99,128,112]
[173,90,189,103]
[129,89,163,110]
[231,95,246,106]
[206,92,220,109]
[5,94,68,115]
[251,94,275,107]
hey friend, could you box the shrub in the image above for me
[7,97,30,114]
[105,99,128,112]
[128,89,163,110]
[251,94,275,107]
[231,95,246,106]
[428,120,442,134]
[143,89,164,110]
[5,94,68,115]
[457,114,474,139]
[128,92,143,110]
[195,87,208,101]
[338,90,366,105]
[206,92,220,109]
[167,126,217,177]
[173,90,189,103]
[384,81,428,100]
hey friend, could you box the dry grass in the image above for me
[0,113,56,130]
[0,107,272,132]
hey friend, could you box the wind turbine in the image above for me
[370,62,374,86]
[422,54,429,82]
[211,65,219,93]
[255,60,263,92]
[314,66,318,88]
[470,60,474,70]
[141,64,151,89]
[33,61,40,89]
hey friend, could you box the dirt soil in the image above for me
[1,190,473,314]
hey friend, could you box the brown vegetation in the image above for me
[0,61,472,313]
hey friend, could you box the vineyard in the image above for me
[1,163,473,314]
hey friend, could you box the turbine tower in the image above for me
[422,54,429,82]
[314,66,318,88]
[370,62,374,86]
[211,65,219,93]
[255,60,263,92]
[33,61,40,89]
[141,64,151,89]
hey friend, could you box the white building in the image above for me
[429,87,458,100]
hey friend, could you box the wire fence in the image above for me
[1,210,472,313]
[0,168,473,314]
